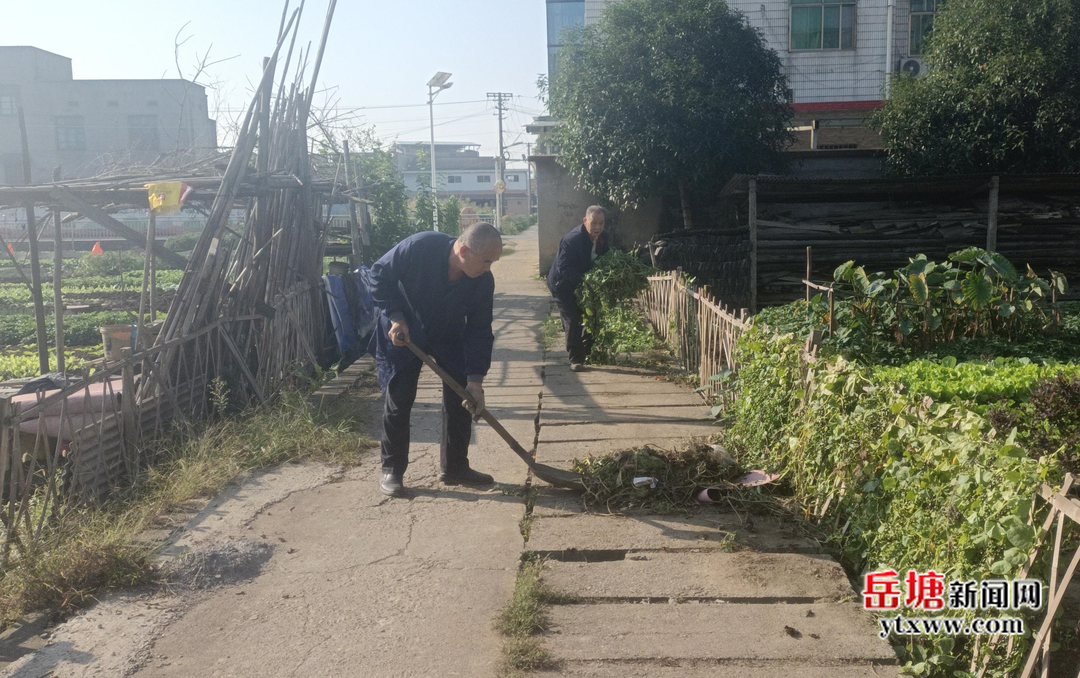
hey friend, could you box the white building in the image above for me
[0,46,217,184]
[547,0,942,149]
[395,141,532,216]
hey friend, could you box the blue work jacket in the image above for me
[546,223,609,303]
[368,231,495,389]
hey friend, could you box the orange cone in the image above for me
[91,241,104,255]
[6,243,12,255]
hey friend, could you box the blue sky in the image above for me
[0,0,548,161]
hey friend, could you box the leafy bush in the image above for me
[164,231,201,254]
[576,250,655,362]
[830,248,1065,351]
[0,350,89,380]
[724,327,1065,676]
[0,311,135,348]
[989,375,1080,476]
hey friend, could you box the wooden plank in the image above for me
[987,176,1000,252]
[18,107,49,374]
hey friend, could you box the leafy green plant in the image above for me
[830,249,1064,351]
[724,327,1065,676]
[576,249,655,362]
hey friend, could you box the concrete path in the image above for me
[3,228,896,677]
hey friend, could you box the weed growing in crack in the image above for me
[495,558,572,674]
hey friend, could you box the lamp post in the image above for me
[427,72,453,232]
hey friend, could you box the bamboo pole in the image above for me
[138,212,155,349]
[749,177,758,315]
[342,138,363,267]
[51,167,65,373]
[987,175,1000,252]
[18,107,49,375]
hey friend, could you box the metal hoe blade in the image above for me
[404,341,584,491]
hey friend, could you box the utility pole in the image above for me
[18,107,49,374]
[487,92,512,231]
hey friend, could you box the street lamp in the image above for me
[427,72,453,232]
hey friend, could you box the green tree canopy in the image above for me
[547,0,793,228]
[875,0,1080,176]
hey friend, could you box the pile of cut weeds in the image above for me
[572,444,745,512]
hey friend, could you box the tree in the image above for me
[875,0,1080,177]
[412,148,463,236]
[547,0,793,229]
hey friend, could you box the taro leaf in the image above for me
[908,274,929,303]
[961,271,993,309]
[899,318,914,336]
[1023,299,1034,311]
[942,280,962,292]
[866,279,887,298]
[926,310,943,330]
[834,260,855,282]
[996,302,1015,317]
[1051,270,1068,294]
[987,252,1018,283]
[950,246,985,263]
[852,266,872,295]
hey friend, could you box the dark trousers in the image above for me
[553,296,591,364]
[380,354,472,477]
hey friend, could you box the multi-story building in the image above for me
[542,0,942,150]
[394,141,532,216]
[0,46,217,185]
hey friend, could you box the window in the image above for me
[448,175,462,184]
[477,175,492,183]
[791,0,855,50]
[909,0,939,56]
[547,0,585,76]
[508,175,520,182]
[0,96,15,116]
[55,116,86,151]
[129,115,160,152]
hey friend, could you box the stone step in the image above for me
[545,602,897,664]
[543,551,852,602]
[526,512,822,554]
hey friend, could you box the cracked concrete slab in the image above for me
[545,603,897,663]
[542,552,853,601]
[533,662,897,677]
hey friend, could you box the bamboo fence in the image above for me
[639,271,749,404]
[0,0,346,566]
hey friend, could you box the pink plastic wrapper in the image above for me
[737,470,780,487]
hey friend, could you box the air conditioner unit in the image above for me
[898,57,924,77]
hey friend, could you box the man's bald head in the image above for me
[453,222,503,278]
[459,222,502,254]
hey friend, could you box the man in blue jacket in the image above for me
[546,206,609,371]
[369,223,503,497]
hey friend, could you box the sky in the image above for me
[0,0,549,166]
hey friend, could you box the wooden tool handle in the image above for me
[404,340,535,464]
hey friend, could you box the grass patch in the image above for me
[541,316,562,351]
[573,445,743,513]
[0,388,376,625]
[496,558,570,674]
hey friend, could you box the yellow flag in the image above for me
[146,182,191,215]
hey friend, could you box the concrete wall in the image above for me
[533,155,661,273]
[0,48,215,183]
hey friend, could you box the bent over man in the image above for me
[546,205,608,371]
[369,223,503,497]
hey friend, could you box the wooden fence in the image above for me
[0,282,320,561]
[639,271,749,403]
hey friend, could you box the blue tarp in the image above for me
[323,266,377,368]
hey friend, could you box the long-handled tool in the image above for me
[404,340,584,491]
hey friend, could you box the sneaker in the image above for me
[569,362,586,372]
[379,471,406,497]
[439,467,495,487]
